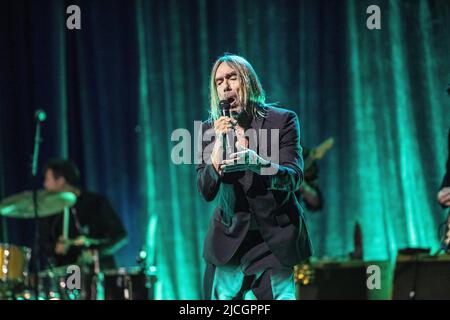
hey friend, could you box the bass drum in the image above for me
[0,244,31,299]
[0,244,31,282]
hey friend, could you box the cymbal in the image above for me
[0,190,77,219]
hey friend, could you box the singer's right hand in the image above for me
[213,116,237,136]
[211,117,237,174]
[55,236,69,255]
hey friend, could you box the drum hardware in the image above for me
[30,263,95,300]
[30,108,46,299]
[89,249,105,300]
[103,266,157,300]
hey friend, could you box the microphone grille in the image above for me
[219,100,230,111]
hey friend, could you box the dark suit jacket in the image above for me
[196,106,313,267]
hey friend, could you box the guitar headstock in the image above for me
[310,137,334,160]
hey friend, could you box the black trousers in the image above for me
[203,230,295,300]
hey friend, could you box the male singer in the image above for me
[196,54,313,300]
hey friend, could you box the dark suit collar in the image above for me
[251,114,265,131]
[249,105,269,131]
[239,107,268,193]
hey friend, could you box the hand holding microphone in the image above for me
[214,100,236,134]
[211,100,237,174]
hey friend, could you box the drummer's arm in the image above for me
[89,196,128,255]
[72,234,127,255]
[99,235,127,256]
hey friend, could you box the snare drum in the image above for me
[0,244,31,283]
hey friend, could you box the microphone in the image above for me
[219,100,231,118]
[34,109,47,122]
[219,100,234,157]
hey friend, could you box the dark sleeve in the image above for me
[196,121,222,202]
[262,111,304,192]
[93,197,127,253]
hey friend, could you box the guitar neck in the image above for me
[304,154,316,171]
[303,137,334,172]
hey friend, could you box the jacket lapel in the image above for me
[241,111,268,193]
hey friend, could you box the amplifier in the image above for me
[392,253,450,299]
[296,260,369,300]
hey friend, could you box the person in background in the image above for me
[40,159,127,270]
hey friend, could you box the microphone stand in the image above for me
[31,113,44,299]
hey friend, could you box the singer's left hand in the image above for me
[220,143,270,174]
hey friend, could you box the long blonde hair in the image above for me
[209,54,267,120]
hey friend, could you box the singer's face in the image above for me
[215,62,243,115]
[44,169,66,192]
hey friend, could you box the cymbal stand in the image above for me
[31,111,45,299]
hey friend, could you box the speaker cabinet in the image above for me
[296,260,368,300]
[392,253,450,299]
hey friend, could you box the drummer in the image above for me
[39,159,127,270]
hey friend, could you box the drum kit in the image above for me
[0,189,76,299]
[0,110,156,300]
[0,190,157,300]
